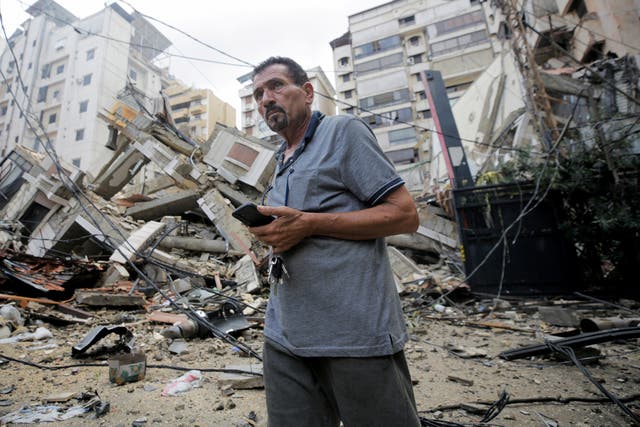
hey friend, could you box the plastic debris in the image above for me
[161,370,202,396]
[0,326,53,344]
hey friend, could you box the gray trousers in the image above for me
[263,341,421,427]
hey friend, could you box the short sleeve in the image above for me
[337,118,405,206]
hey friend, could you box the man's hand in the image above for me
[247,186,419,253]
[250,206,311,253]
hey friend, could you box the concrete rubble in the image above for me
[0,78,638,426]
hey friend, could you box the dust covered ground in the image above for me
[1,292,639,427]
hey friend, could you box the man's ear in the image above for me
[303,81,314,105]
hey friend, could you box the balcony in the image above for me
[190,103,206,115]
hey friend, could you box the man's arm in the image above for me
[250,185,418,253]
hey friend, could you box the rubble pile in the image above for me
[0,86,639,426]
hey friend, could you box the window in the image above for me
[344,90,353,99]
[37,86,48,103]
[75,129,85,141]
[41,64,51,79]
[446,82,472,94]
[359,88,410,110]
[28,62,32,70]
[56,64,64,74]
[408,54,422,64]
[342,73,351,83]
[353,35,402,59]
[0,106,7,116]
[128,68,137,81]
[355,52,403,76]
[418,109,432,119]
[48,113,56,124]
[409,36,420,47]
[388,127,417,145]
[427,10,485,38]
[79,100,89,113]
[82,74,92,86]
[414,73,422,82]
[54,38,66,50]
[86,49,95,60]
[417,91,427,100]
[367,107,413,129]
[398,15,415,26]
[72,158,81,167]
[172,102,190,111]
[338,57,349,67]
[52,90,61,101]
[430,30,489,57]
[345,107,354,115]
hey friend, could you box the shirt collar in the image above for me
[276,111,325,172]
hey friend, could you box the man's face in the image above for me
[252,64,312,133]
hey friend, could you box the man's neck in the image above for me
[280,112,312,160]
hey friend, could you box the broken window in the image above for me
[227,142,259,169]
[567,0,588,18]
[0,151,30,211]
[18,201,50,244]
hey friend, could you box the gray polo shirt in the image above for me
[264,112,408,357]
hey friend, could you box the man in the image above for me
[249,56,421,427]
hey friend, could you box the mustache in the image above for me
[265,105,285,117]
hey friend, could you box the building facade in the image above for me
[330,0,497,189]
[0,0,170,174]
[164,79,236,143]
[238,66,336,143]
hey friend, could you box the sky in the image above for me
[0,0,382,123]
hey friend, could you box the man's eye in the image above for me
[273,82,283,89]
[254,92,263,101]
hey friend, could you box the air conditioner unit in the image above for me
[406,57,415,65]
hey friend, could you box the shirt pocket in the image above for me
[284,168,318,210]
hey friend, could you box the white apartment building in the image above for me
[0,0,170,174]
[238,66,336,143]
[164,79,236,143]
[330,0,497,189]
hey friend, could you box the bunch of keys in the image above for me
[268,255,288,290]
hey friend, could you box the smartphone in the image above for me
[232,202,276,227]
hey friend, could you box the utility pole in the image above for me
[500,0,559,148]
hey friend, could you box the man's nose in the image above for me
[261,89,276,106]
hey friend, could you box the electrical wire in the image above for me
[0,352,262,376]
[546,341,640,423]
[0,13,264,361]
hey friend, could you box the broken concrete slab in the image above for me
[197,188,254,256]
[75,291,146,308]
[217,364,263,390]
[538,306,580,327]
[232,255,261,293]
[125,190,200,221]
[109,221,166,264]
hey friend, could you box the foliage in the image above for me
[495,126,640,287]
